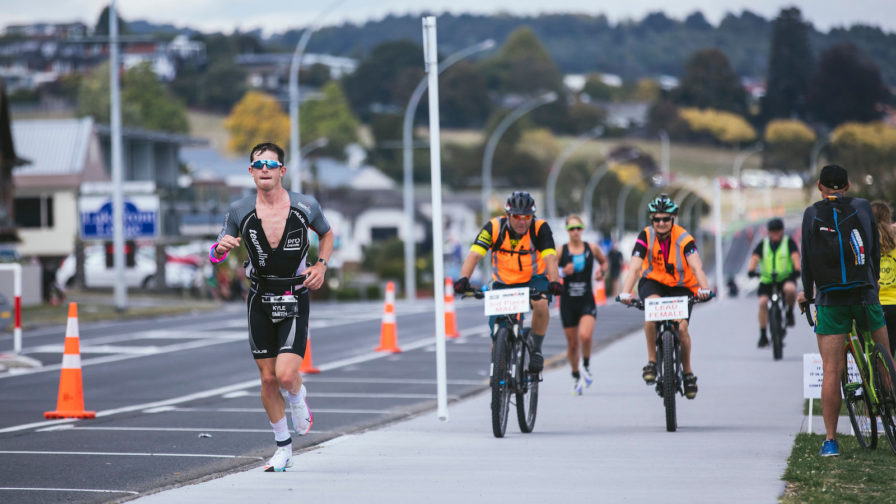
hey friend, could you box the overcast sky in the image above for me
[2,0,895,36]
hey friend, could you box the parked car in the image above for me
[0,292,12,332]
[56,246,201,290]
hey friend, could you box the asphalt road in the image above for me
[0,297,642,503]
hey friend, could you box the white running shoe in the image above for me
[289,385,313,436]
[581,366,593,387]
[264,446,293,472]
[572,377,584,395]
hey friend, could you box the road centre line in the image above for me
[0,487,138,495]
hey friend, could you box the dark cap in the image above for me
[819,164,848,190]
[767,218,784,231]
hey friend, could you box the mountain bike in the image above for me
[618,293,714,432]
[802,298,896,454]
[749,271,787,360]
[462,286,544,438]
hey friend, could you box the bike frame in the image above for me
[846,323,882,410]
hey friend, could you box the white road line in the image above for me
[0,487,138,495]
[139,407,393,414]
[306,377,484,386]
[0,450,263,459]
[1,331,486,434]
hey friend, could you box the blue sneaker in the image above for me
[819,439,839,457]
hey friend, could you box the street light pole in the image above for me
[109,0,127,311]
[732,143,762,220]
[546,126,603,220]
[615,183,638,244]
[402,38,494,300]
[659,130,670,182]
[582,151,639,230]
[481,92,558,221]
[289,0,346,194]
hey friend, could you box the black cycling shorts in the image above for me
[247,287,310,359]
[757,280,795,297]
[637,278,694,321]
[560,296,597,328]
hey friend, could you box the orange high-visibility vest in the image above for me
[489,217,547,284]
[639,224,699,294]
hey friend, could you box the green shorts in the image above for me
[815,304,887,335]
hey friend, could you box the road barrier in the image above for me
[375,281,402,352]
[300,329,321,374]
[44,303,96,419]
[444,277,459,339]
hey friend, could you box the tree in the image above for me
[93,5,129,36]
[437,61,492,128]
[760,7,814,122]
[829,122,896,200]
[671,49,748,116]
[76,61,189,133]
[763,119,816,172]
[678,107,756,145]
[485,26,564,96]
[807,43,889,128]
[342,39,423,119]
[224,91,289,155]
[299,81,361,160]
[199,62,248,112]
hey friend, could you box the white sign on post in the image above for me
[803,353,860,434]
[644,296,689,322]
[484,287,531,316]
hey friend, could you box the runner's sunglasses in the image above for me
[250,160,283,170]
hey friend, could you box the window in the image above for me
[13,195,54,229]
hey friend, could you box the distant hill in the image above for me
[268,11,896,85]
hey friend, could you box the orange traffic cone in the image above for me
[376,281,402,353]
[594,281,607,306]
[45,303,95,419]
[300,329,321,374]
[444,277,459,339]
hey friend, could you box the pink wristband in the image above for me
[209,242,227,263]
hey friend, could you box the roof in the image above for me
[11,117,93,176]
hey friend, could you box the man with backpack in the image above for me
[797,164,891,457]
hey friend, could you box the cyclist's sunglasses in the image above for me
[250,159,283,170]
[510,214,533,221]
[566,225,584,231]
[652,216,673,223]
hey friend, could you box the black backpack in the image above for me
[807,196,873,294]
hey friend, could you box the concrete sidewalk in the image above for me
[131,297,818,504]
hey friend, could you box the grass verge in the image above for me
[781,433,896,503]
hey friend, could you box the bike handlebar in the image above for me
[800,298,815,327]
[459,287,547,301]
[615,292,715,311]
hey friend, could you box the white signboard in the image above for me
[644,296,689,322]
[79,194,160,239]
[484,287,530,316]
[803,353,860,399]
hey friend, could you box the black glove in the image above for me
[549,281,564,296]
[747,270,759,278]
[453,276,471,294]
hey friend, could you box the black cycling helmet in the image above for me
[647,193,679,215]
[767,218,784,231]
[505,191,536,215]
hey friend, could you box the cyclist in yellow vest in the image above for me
[618,194,712,399]
[453,191,563,373]
[747,218,801,348]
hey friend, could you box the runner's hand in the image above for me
[549,281,563,296]
[215,235,241,256]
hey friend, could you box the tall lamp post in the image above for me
[481,92,558,221]
[582,151,639,230]
[659,130,670,182]
[732,143,763,220]
[402,38,494,300]
[289,0,346,193]
[615,182,639,244]
[546,126,603,220]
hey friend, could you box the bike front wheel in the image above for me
[661,330,677,432]
[490,327,512,438]
[841,351,877,449]
[515,329,538,433]
[770,303,784,361]
[871,343,896,454]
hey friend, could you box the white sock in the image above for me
[270,416,291,444]
[286,387,304,405]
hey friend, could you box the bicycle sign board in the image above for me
[644,296,688,321]
[484,287,531,316]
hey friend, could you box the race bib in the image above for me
[484,287,531,316]
[644,296,688,322]
[261,295,299,320]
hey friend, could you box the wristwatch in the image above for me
[318,257,328,267]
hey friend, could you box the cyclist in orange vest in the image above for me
[454,191,563,373]
[618,194,712,398]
